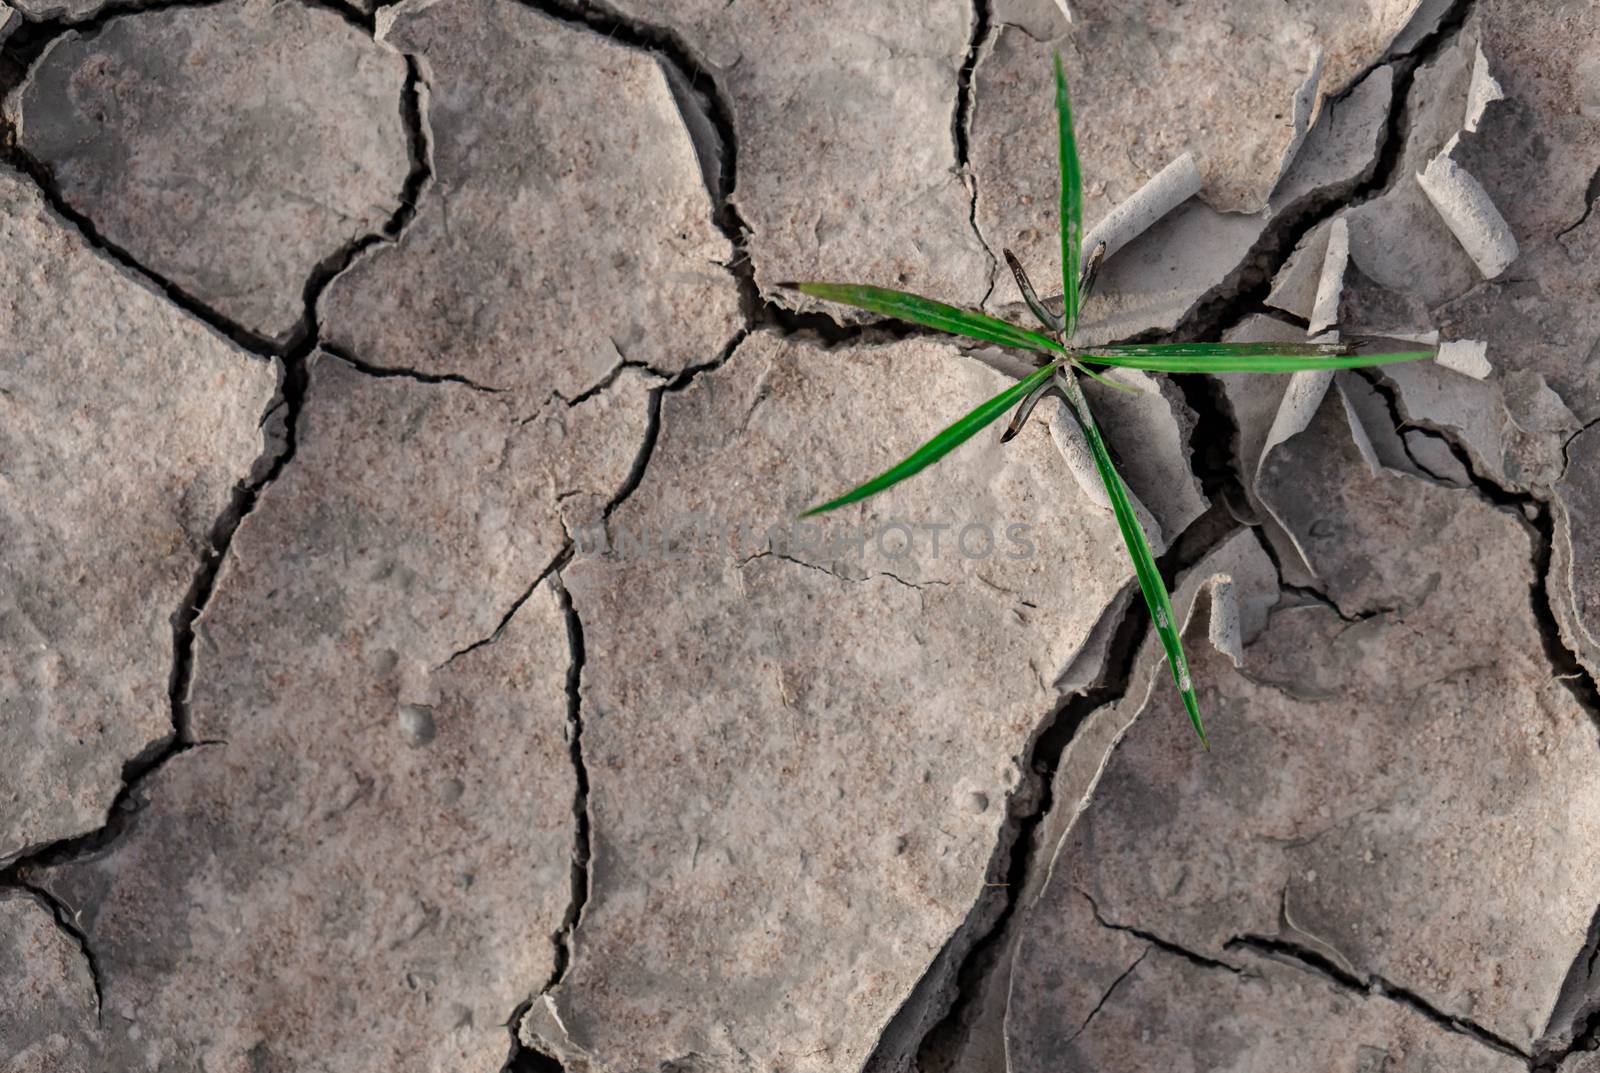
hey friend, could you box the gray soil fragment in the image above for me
[1337,259,1438,339]
[1269,64,1396,210]
[1259,383,1509,617]
[540,332,1139,1073]
[1552,423,1600,682]
[1010,437,1600,1059]
[0,892,101,1073]
[1054,585,1137,696]
[0,167,276,866]
[658,60,726,208]
[1043,363,1203,547]
[1078,153,1203,268]
[1046,386,1165,547]
[587,0,992,313]
[7,0,101,19]
[1256,366,1338,566]
[1308,216,1350,335]
[1260,369,1337,486]
[1334,371,1428,480]
[1069,199,1268,347]
[319,0,742,400]
[1414,47,1518,278]
[1049,402,1114,513]
[1463,43,1507,132]
[1380,362,1577,493]
[5,0,412,345]
[29,357,610,1072]
[1268,219,1334,322]
[1376,361,1508,481]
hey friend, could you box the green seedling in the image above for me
[782,53,1434,746]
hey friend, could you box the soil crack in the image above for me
[1226,933,1527,1059]
[1084,891,1242,976]
[955,0,999,306]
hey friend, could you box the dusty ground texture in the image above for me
[1,0,1598,1071]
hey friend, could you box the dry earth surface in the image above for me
[2,0,1599,1071]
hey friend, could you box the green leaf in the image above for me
[1062,371,1206,745]
[782,282,1063,355]
[1055,52,1084,337]
[1082,341,1435,374]
[803,362,1060,516]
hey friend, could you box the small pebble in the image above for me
[398,704,436,747]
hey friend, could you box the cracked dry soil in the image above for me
[2,0,1600,1070]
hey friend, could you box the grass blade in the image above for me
[804,362,1060,516]
[1003,248,1065,333]
[1001,373,1057,443]
[1061,370,1205,745]
[1083,341,1434,374]
[1055,52,1084,337]
[782,281,1061,355]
